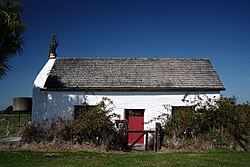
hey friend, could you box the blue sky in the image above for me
[0,0,250,110]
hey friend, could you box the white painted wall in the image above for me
[32,90,221,130]
[32,59,55,123]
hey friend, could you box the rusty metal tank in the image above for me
[13,97,32,113]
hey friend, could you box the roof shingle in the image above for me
[44,58,225,91]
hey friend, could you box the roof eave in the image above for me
[41,87,225,92]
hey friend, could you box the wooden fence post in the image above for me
[154,123,161,152]
[145,132,149,151]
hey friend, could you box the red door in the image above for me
[126,109,144,144]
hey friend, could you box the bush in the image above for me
[105,130,128,151]
[74,100,115,145]
[73,97,119,146]
[163,96,250,151]
[21,123,46,143]
[21,97,125,151]
[50,118,75,142]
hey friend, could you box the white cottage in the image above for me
[33,55,224,143]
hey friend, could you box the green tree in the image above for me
[0,0,25,79]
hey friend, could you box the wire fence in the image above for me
[0,113,31,138]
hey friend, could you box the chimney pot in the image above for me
[49,53,56,59]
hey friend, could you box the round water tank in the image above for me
[13,97,32,113]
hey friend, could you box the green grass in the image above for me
[0,150,249,167]
[0,113,31,137]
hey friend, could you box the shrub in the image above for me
[163,96,250,151]
[50,118,76,142]
[74,97,119,146]
[21,123,46,143]
[105,129,128,151]
[21,97,125,151]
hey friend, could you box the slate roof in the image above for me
[44,58,225,91]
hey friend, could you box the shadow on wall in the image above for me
[33,75,88,123]
[44,76,65,88]
[46,92,86,122]
[33,89,88,123]
[32,86,48,123]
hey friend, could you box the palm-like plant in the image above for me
[49,33,59,54]
[0,1,25,79]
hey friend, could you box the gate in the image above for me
[127,123,161,151]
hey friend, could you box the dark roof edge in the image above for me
[56,57,211,61]
[41,87,225,92]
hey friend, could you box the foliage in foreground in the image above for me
[0,150,249,167]
[20,95,250,152]
[21,97,126,151]
[163,96,250,151]
[0,0,25,79]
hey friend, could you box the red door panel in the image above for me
[126,109,144,144]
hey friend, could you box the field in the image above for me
[0,150,249,167]
[0,113,31,137]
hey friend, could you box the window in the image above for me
[73,103,95,119]
[171,106,195,120]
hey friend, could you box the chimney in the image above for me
[49,52,56,59]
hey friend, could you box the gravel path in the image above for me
[0,136,22,142]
